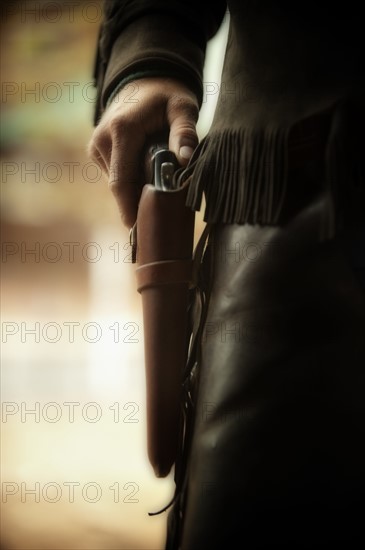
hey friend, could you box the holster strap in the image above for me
[136,259,193,293]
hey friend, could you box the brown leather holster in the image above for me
[132,176,195,478]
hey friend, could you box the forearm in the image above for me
[92,0,227,124]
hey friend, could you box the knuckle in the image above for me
[89,127,109,153]
[109,112,138,138]
[108,177,120,196]
[109,116,124,139]
[174,122,198,137]
[87,143,103,167]
[168,96,199,122]
[86,140,98,161]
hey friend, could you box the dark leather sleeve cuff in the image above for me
[94,14,206,124]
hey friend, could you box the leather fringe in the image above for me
[185,126,290,225]
[185,100,364,241]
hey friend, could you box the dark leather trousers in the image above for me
[166,190,365,549]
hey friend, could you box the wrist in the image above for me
[105,70,199,109]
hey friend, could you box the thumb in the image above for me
[168,106,199,167]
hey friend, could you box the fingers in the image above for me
[86,127,110,178]
[87,78,200,228]
[108,114,145,228]
[88,99,146,228]
[167,94,199,166]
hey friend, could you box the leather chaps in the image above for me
[166,188,365,549]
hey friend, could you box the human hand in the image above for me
[87,77,200,228]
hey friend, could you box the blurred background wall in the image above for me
[0,2,229,548]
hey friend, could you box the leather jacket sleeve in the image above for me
[92,0,227,124]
